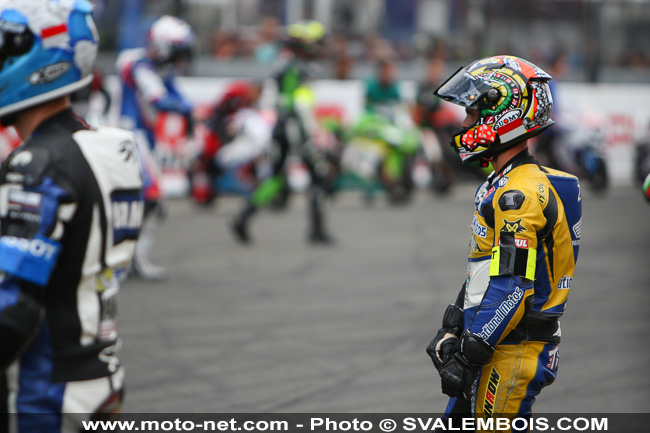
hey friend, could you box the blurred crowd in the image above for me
[205,16,650,81]
[208,16,422,80]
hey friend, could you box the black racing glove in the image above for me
[440,353,478,400]
[0,292,44,370]
[439,332,495,400]
[426,304,464,371]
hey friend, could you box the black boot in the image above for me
[308,188,335,245]
[231,202,257,244]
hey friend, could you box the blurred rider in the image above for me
[0,0,143,429]
[116,16,196,280]
[231,20,335,244]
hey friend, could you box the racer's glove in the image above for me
[439,332,494,400]
[426,304,464,371]
[0,292,44,370]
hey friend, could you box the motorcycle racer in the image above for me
[116,15,195,150]
[116,15,195,280]
[0,0,143,430]
[231,20,335,244]
[425,55,582,428]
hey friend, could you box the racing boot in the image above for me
[231,202,257,244]
[307,189,335,245]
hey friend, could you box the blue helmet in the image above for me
[0,0,98,118]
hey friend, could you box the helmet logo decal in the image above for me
[496,115,525,142]
[493,109,522,132]
[503,57,521,72]
[40,23,69,49]
[0,20,26,34]
[28,61,70,84]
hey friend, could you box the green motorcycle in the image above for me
[341,105,420,204]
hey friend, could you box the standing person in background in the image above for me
[231,20,336,245]
[425,56,582,428]
[0,0,143,429]
[116,15,196,280]
[254,16,280,65]
[364,57,401,112]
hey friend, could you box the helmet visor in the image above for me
[434,66,494,108]
[0,20,34,71]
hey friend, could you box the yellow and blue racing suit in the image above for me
[445,149,582,425]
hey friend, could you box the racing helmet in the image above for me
[146,15,195,66]
[0,0,99,118]
[284,20,326,58]
[434,55,554,163]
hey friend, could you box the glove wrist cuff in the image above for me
[441,304,464,336]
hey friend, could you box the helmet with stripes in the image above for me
[434,55,554,163]
[0,0,98,118]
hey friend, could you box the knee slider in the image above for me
[460,332,494,366]
[441,304,464,332]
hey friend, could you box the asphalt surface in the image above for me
[119,184,650,414]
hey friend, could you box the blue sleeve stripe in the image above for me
[470,276,532,346]
[0,235,61,286]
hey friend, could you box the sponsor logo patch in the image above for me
[557,275,572,289]
[118,140,136,162]
[472,215,488,239]
[0,20,27,33]
[8,190,42,209]
[9,151,33,168]
[538,182,547,204]
[547,346,560,370]
[479,286,525,340]
[572,219,582,239]
[484,366,501,418]
[493,109,522,132]
[503,57,521,71]
[497,237,529,248]
[111,190,143,245]
[503,218,527,234]
[514,238,529,248]
[28,62,71,85]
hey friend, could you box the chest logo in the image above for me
[502,218,527,233]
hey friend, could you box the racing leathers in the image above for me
[117,48,184,279]
[116,48,193,150]
[0,109,143,431]
[439,149,582,424]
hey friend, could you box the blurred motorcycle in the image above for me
[188,106,275,206]
[533,110,609,193]
[341,104,420,204]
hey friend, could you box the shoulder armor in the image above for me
[498,190,526,211]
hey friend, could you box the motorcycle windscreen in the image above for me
[434,66,493,108]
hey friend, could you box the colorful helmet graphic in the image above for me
[284,20,326,58]
[0,0,99,118]
[146,15,195,65]
[434,55,554,163]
